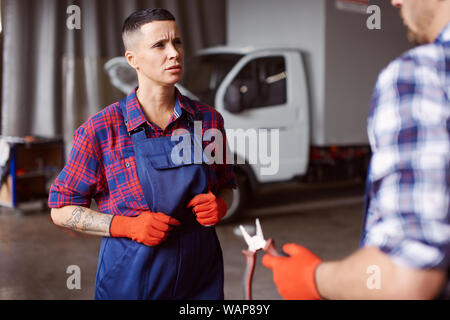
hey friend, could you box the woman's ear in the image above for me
[125,50,139,71]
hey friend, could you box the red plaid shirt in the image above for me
[48,88,236,216]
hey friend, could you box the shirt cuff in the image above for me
[48,185,91,209]
[363,231,449,270]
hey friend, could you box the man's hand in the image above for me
[187,191,227,226]
[110,211,181,246]
[262,243,322,300]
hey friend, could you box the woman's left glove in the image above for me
[187,191,228,226]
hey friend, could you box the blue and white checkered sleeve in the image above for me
[363,54,450,270]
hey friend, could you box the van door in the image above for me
[215,50,309,183]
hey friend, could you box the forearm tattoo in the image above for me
[62,206,84,229]
[81,211,113,232]
[81,212,94,231]
[62,206,113,235]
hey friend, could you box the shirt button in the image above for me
[125,162,130,168]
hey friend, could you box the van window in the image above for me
[181,54,243,106]
[225,56,287,111]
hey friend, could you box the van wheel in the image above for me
[221,171,248,223]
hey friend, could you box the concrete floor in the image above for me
[0,181,364,300]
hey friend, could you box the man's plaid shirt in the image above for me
[362,23,450,270]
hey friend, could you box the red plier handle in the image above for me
[241,249,256,300]
[242,238,287,300]
[240,219,287,300]
[264,238,287,257]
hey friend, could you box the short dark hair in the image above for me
[122,8,176,43]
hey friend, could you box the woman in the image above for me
[49,8,236,300]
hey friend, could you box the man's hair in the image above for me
[122,8,176,49]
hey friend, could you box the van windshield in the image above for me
[181,54,243,106]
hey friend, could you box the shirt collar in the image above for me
[435,22,450,44]
[175,87,196,118]
[123,87,195,133]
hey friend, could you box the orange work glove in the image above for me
[187,191,227,226]
[262,243,322,300]
[110,211,181,246]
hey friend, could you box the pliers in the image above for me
[239,218,285,300]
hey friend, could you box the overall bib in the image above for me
[94,96,224,300]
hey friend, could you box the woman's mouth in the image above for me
[165,65,182,72]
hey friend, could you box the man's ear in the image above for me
[125,50,139,71]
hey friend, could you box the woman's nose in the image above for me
[167,43,180,59]
[391,0,403,8]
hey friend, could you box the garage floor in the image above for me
[0,180,364,300]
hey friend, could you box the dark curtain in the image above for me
[1,0,226,152]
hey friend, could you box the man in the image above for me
[263,0,449,299]
[49,8,235,300]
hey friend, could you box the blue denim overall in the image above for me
[94,96,224,300]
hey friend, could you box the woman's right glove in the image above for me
[110,211,181,246]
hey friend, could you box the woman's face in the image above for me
[129,20,184,87]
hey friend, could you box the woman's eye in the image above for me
[153,42,164,48]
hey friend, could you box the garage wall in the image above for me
[323,0,411,145]
[1,0,227,147]
[227,0,412,147]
